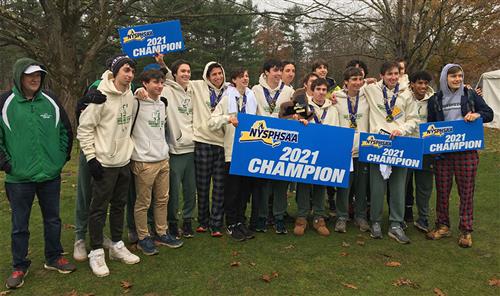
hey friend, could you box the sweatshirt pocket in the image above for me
[109,137,133,164]
[148,139,169,159]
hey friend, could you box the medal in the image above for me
[263,83,284,114]
[382,83,399,122]
[347,93,359,129]
[350,121,358,129]
[386,114,394,122]
[209,86,224,112]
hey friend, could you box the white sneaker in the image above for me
[73,239,88,262]
[109,241,140,264]
[102,236,113,249]
[88,248,109,277]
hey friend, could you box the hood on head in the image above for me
[203,61,226,90]
[439,63,464,97]
[98,70,131,96]
[12,57,47,96]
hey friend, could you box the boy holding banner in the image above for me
[208,68,259,241]
[293,78,339,236]
[252,59,294,234]
[333,67,370,233]
[426,64,493,247]
[363,61,419,244]
[402,71,435,232]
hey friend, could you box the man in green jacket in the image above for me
[0,58,76,289]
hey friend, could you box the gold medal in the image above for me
[350,121,357,129]
[386,114,394,122]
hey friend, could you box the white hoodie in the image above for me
[401,86,434,137]
[333,89,370,157]
[162,78,195,154]
[77,70,135,167]
[130,97,169,162]
[190,62,227,147]
[252,74,294,117]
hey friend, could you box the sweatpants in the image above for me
[296,183,326,218]
[434,150,478,232]
[168,152,196,225]
[369,164,407,228]
[258,179,288,220]
[74,151,92,241]
[131,159,170,240]
[336,158,369,219]
[194,142,225,228]
[405,155,433,223]
[88,164,130,250]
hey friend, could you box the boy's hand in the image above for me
[229,116,239,127]
[464,111,480,122]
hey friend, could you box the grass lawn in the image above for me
[0,129,499,295]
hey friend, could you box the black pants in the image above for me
[224,162,254,226]
[89,164,130,249]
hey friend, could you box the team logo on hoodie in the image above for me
[422,124,453,138]
[361,136,392,149]
[123,29,153,43]
[239,120,298,148]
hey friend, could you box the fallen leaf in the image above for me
[392,278,419,289]
[230,261,241,267]
[249,262,256,267]
[231,250,239,257]
[62,180,68,183]
[356,240,365,246]
[434,287,446,296]
[0,291,11,296]
[341,241,350,247]
[121,280,133,290]
[342,282,358,290]
[261,274,272,283]
[271,271,279,278]
[82,294,96,296]
[385,261,401,267]
[63,224,76,230]
[488,277,500,287]
[65,290,78,296]
[71,184,76,188]
[284,244,295,249]
[340,252,349,257]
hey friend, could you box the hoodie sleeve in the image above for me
[469,90,494,123]
[399,94,419,136]
[208,97,231,131]
[77,103,103,162]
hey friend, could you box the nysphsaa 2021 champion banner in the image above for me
[119,20,184,58]
[230,114,355,188]
[419,119,484,154]
[358,133,423,169]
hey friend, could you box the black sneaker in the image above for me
[255,217,267,233]
[168,223,180,239]
[6,269,27,289]
[182,221,194,238]
[275,219,288,234]
[44,257,77,274]
[226,224,246,241]
[237,223,255,239]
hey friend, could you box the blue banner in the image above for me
[358,133,423,169]
[118,20,184,58]
[419,119,484,154]
[230,114,355,188]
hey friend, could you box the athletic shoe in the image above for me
[334,218,347,233]
[388,226,410,244]
[102,235,113,249]
[73,239,87,262]
[128,229,138,244]
[275,219,288,234]
[196,225,208,233]
[414,219,429,233]
[210,227,223,237]
[354,218,370,232]
[182,221,194,238]
[137,237,159,256]
[155,233,184,248]
[426,224,451,240]
[109,241,140,264]
[88,249,109,277]
[458,232,472,248]
[237,222,255,239]
[313,218,330,236]
[370,222,383,239]
[226,224,245,241]
[6,269,28,289]
[44,257,76,274]
[255,217,267,233]
[168,223,180,239]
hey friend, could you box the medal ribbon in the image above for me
[309,104,328,124]
[209,86,224,109]
[382,83,400,119]
[236,93,247,114]
[263,82,285,113]
[347,93,359,127]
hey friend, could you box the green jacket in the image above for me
[0,58,73,183]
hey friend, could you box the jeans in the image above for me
[6,177,63,271]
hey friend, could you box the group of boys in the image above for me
[0,54,492,289]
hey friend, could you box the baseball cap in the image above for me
[24,65,47,74]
